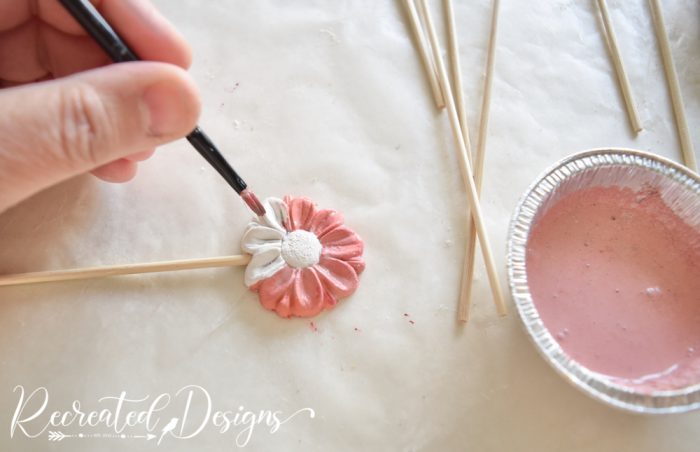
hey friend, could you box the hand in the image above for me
[0,0,201,213]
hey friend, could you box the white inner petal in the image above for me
[281,230,322,268]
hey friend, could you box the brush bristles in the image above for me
[241,189,266,216]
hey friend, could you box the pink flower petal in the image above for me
[322,288,338,309]
[290,268,324,317]
[345,257,366,274]
[314,256,360,298]
[309,209,345,238]
[276,292,292,318]
[284,196,317,231]
[257,266,295,314]
[320,226,364,260]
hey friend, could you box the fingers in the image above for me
[0,0,31,32]
[100,0,192,68]
[0,0,191,83]
[124,149,156,162]
[0,61,200,212]
[38,0,191,68]
[91,158,138,182]
[0,21,44,83]
[39,25,110,78]
[37,0,104,34]
[90,149,154,182]
[0,21,109,83]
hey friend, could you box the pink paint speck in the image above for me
[224,82,240,93]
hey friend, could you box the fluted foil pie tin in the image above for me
[507,148,700,414]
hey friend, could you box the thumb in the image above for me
[0,62,200,212]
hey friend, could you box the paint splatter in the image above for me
[224,82,240,93]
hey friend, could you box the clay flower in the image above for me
[241,196,365,318]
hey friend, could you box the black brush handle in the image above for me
[186,127,246,191]
[58,0,248,194]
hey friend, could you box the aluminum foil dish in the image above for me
[507,148,700,414]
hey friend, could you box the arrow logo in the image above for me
[47,431,157,441]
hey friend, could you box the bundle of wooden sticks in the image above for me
[403,0,504,322]
[594,0,696,172]
[403,0,697,323]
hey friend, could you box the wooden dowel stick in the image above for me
[596,0,643,134]
[415,0,474,175]
[444,0,470,146]
[416,0,507,316]
[403,0,446,109]
[459,0,501,323]
[648,0,698,172]
[0,255,252,288]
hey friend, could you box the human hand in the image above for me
[0,0,201,213]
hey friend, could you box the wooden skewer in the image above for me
[415,0,473,178]
[0,255,252,287]
[458,0,501,322]
[415,0,507,316]
[648,0,698,172]
[403,0,445,109]
[595,0,643,134]
[444,0,470,144]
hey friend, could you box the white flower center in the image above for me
[281,230,322,268]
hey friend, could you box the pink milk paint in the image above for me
[527,185,700,390]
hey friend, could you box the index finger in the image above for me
[38,0,192,68]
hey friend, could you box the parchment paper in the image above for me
[1,1,699,450]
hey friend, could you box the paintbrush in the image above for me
[58,0,266,216]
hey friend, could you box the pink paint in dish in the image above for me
[527,185,700,391]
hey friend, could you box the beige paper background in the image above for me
[1,0,699,450]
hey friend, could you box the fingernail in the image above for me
[142,80,191,137]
